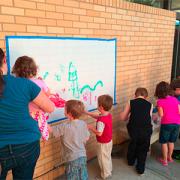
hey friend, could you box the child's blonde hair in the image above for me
[135,88,148,98]
[65,100,85,119]
[98,95,113,111]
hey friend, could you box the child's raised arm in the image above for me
[84,110,100,119]
[119,102,130,121]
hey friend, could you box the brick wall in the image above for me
[0,0,175,179]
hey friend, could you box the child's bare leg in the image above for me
[168,143,174,161]
[161,143,168,161]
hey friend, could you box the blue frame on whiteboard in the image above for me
[5,35,117,124]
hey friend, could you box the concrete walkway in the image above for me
[88,141,180,180]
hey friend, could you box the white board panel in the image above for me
[6,36,116,123]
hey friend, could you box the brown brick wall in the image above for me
[1,0,175,179]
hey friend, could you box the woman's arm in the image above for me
[178,104,180,114]
[44,88,51,97]
[119,103,130,121]
[33,90,54,113]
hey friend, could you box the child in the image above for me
[12,56,51,141]
[52,100,90,180]
[85,94,113,180]
[120,88,153,175]
[170,78,180,101]
[155,81,180,166]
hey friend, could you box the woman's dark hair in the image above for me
[12,56,37,78]
[0,48,5,97]
[154,81,172,99]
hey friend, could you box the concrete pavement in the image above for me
[88,141,180,180]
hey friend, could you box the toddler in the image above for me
[120,88,153,175]
[52,100,90,180]
[12,56,50,140]
[155,81,180,166]
[86,94,113,179]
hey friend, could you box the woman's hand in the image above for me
[87,124,94,130]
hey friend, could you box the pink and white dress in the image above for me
[29,78,49,141]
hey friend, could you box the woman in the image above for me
[0,48,54,179]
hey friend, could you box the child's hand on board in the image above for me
[87,124,94,131]
[84,110,89,115]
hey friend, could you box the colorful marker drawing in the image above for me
[54,65,66,82]
[80,80,104,94]
[82,92,88,102]
[68,62,80,99]
[41,63,104,106]
[61,88,66,93]
[42,72,49,80]
[80,81,104,105]
[54,73,61,81]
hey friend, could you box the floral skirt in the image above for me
[30,111,49,141]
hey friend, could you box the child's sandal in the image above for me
[167,158,174,163]
[158,158,168,166]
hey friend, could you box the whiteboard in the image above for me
[6,36,116,123]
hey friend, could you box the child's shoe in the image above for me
[105,175,112,179]
[127,160,135,166]
[95,175,103,180]
[158,158,168,166]
[136,166,144,175]
[167,158,174,163]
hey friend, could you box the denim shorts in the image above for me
[66,157,88,180]
[159,124,180,144]
[0,141,40,180]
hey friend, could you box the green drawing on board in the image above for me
[68,62,80,98]
[42,72,49,80]
[55,74,61,81]
[80,80,104,94]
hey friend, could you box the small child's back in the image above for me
[157,96,180,124]
[128,98,152,130]
[53,119,90,162]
